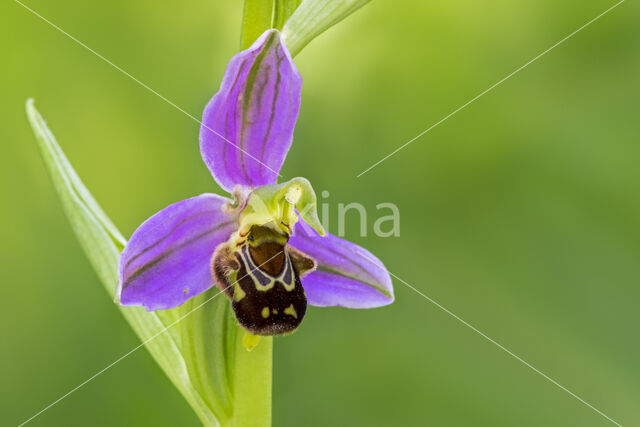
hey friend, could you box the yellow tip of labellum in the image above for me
[242,331,262,351]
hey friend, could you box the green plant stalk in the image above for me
[242,0,302,49]
[241,0,274,49]
[230,330,273,427]
[272,0,302,30]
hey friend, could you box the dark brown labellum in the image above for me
[212,226,315,336]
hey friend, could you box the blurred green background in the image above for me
[2,0,639,425]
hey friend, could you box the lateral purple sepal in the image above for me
[118,194,237,311]
[289,221,394,308]
[200,29,302,192]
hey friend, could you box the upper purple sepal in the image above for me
[200,29,302,193]
[289,221,394,308]
[118,194,237,311]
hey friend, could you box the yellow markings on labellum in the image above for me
[281,277,295,292]
[284,304,298,319]
[261,306,270,318]
[233,282,246,301]
[272,308,278,314]
[254,280,276,292]
[242,332,261,352]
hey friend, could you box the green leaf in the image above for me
[282,0,371,56]
[26,99,272,427]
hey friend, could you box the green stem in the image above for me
[272,0,302,30]
[241,0,302,48]
[230,326,273,427]
[241,0,274,49]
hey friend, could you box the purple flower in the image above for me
[117,30,393,335]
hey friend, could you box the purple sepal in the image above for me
[289,221,394,308]
[118,194,237,311]
[200,29,302,192]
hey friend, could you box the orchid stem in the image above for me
[272,0,302,30]
[241,0,302,49]
[241,0,274,50]
[230,325,273,426]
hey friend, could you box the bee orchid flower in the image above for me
[117,29,393,337]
